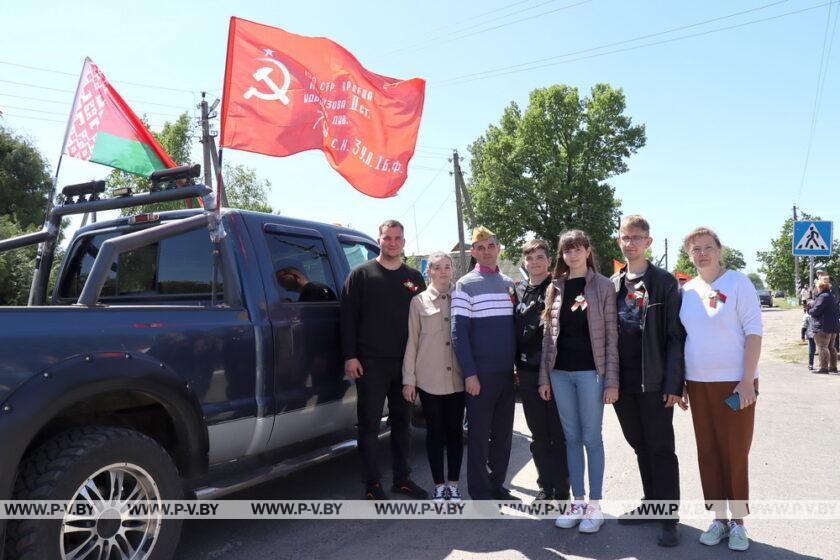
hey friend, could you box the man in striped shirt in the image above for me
[451,226,518,500]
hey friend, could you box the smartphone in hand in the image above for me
[724,390,759,411]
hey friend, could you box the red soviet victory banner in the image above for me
[220,17,426,198]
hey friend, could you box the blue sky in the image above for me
[1,0,838,275]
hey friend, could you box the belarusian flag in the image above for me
[63,57,176,176]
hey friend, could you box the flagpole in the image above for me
[29,58,88,306]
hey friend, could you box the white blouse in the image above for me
[679,270,763,382]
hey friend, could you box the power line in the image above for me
[437,0,835,86]
[390,0,594,55]
[0,113,65,124]
[437,0,790,85]
[797,2,840,201]
[0,78,190,110]
[0,104,67,117]
[0,59,199,94]
[399,163,449,220]
[416,0,539,37]
[417,192,455,237]
[0,94,183,118]
[388,0,565,54]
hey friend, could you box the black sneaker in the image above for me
[618,503,657,525]
[392,479,429,499]
[816,368,830,374]
[492,487,521,501]
[365,483,389,500]
[658,522,680,547]
[830,368,839,374]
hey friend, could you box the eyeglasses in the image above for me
[619,235,648,245]
[689,245,718,256]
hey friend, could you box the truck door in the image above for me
[261,224,352,449]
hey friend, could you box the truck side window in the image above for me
[59,227,221,302]
[265,233,338,303]
[340,240,379,270]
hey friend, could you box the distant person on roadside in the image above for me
[403,252,465,502]
[816,271,840,353]
[809,278,839,374]
[801,300,817,371]
[799,284,811,306]
[679,227,762,552]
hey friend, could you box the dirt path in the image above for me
[760,307,808,365]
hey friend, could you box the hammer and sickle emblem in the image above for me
[244,58,291,105]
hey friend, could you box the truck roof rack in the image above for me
[0,165,214,306]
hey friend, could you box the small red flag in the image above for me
[220,17,426,199]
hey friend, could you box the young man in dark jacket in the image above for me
[611,215,686,547]
[515,240,570,504]
[341,219,428,500]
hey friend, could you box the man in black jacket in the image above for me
[515,240,570,504]
[340,219,428,500]
[611,215,686,547]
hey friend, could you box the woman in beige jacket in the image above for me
[403,252,465,502]
[537,230,619,533]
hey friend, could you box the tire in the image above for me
[6,426,183,560]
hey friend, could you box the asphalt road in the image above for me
[176,309,839,559]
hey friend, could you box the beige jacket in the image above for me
[402,284,464,395]
[538,269,619,388]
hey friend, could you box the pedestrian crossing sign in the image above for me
[792,221,833,256]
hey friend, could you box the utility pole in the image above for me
[451,150,468,277]
[793,204,800,295]
[664,238,669,272]
[199,94,225,208]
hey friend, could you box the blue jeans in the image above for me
[549,369,605,500]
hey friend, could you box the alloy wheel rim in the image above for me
[60,462,162,560]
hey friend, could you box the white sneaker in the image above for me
[578,504,605,533]
[699,520,730,546]
[432,485,446,503]
[555,502,585,528]
[727,521,750,551]
[447,485,461,502]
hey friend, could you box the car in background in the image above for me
[757,289,773,307]
[774,290,785,298]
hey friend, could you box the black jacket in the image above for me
[611,263,686,395]
[809,291,840,333]
[515,275,552,370]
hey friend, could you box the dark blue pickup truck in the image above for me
[0,169,380,559]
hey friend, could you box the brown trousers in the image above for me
[687,380,757,520]
[813,332,838,371]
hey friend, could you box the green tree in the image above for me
[747,272,765,290]
[0,125,60,305]
[0,126,52,228]
[222,163,274,214]
[673,246,746,276]
[466,84,646,272]
[757,214,840,292]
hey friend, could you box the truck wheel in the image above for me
[6,426,183,560]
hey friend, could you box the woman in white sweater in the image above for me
[679,227,762,552]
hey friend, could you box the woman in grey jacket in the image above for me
[538,230,619,533]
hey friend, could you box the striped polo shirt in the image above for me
[451,265,517,377]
